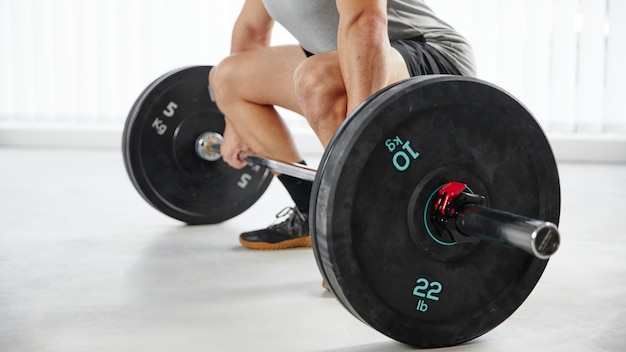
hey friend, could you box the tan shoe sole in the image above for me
[239,235,312,250]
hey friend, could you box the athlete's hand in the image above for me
[221,122,252,169]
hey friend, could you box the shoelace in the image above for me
[270,206,306,231]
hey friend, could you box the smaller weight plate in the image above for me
[123,66,273,224]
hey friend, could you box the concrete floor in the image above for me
[0,147,625,352]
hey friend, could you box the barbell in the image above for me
[122,66,561,348]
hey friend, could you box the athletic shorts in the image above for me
[391,35,461,76]
[301,35,461,77]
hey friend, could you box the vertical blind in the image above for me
[1,0,625,134]
[428,0,626,133]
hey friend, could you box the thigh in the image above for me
[213,45,307,114]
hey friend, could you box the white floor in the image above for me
[0,147,625,352]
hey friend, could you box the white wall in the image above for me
[1,0,625,160]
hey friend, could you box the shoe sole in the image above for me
[239,236,312,250]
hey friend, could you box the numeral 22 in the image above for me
[412,278,442,301]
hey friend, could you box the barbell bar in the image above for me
[197,135,560,259]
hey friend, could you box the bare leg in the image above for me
[210,46,317,250]
[209,45,307,167]
[293,48,410,147]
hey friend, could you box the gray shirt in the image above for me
[262,0,476,76]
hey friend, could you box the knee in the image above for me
[293,59,335,107]
[293,59,346,129]
[208,55,242,105]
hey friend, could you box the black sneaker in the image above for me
[239,207,311,250]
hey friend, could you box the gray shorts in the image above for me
[301,35,461,77]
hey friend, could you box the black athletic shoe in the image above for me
[239,207,311,250]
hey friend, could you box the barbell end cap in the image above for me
[530,222,560,260]
[195,132,223,161]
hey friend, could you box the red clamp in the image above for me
[434,181,468,216]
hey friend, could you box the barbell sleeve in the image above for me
[455,204,560,259]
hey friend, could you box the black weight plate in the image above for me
[310,75,560,348]
[123,66,273,224]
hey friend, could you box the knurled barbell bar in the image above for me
[122,66,562,348]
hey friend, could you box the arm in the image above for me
[336,0,391,114]
[231,0,275,53]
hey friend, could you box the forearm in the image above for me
[337,5,391,113]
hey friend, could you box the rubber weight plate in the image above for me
[123,66,273,224]
[310,75,561,348]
